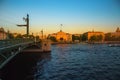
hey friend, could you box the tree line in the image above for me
[49,34,120,42]
[7,32,39,40]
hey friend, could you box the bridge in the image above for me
[0,14,51,69]
[0,38,36,69]
[0,38,51,69]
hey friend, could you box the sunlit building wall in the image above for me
[110,27,120,37]
[85,31,105,41]
[48,30,72,42]
[0,27,7,40]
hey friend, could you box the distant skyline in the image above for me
[0,0,120,35]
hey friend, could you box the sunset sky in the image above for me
[0,0,120,35]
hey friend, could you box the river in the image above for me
[1,44,120,80]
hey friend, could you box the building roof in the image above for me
[49,30,71,36]
[56,30,71,35]
[87,31,104,33]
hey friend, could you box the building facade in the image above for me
[0,27,7,40]
[84,30,105,42]
[48,30,72,42]
[110,27,120,37]
[105,27,120,41]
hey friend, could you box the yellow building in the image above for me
[105,27,120,41]
[85,30,105,41]
[48,30,72,42]
[111,27,120,37]
[0,27,7,40]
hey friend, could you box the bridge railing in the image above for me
[0,38,35,69]
[0,38,34,48]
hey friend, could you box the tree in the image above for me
[7,30,14,39]
[96,35,103,41]
[29,35,35,39]
[36,36,39,40]
[89,35,96,42]
[81,34,87,41]
[22,34,28,38]
[8,33,14,39]
[79,35,82,41]
[72,35,75,41]
[72,35,80,42]
[105,33,111,41]
[16,34,23,39]
[49,36,57,42]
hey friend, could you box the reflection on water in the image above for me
[1,44,120,80]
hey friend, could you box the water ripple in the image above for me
[34,44,120,80]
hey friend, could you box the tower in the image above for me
[116,27,120,32]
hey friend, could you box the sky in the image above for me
[0,0,120,35]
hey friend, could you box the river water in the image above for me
[1,44,120,80]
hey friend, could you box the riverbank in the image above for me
[51,41,120,45]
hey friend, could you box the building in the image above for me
[48,30,72,42]
[110,27,120,37]
[84,30,105,42]
[0,27,7,40]
[105,27,120,41]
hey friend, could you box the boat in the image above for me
[108,44,120,47]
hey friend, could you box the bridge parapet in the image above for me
[0,38,35,69]
[0,38,34,48]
